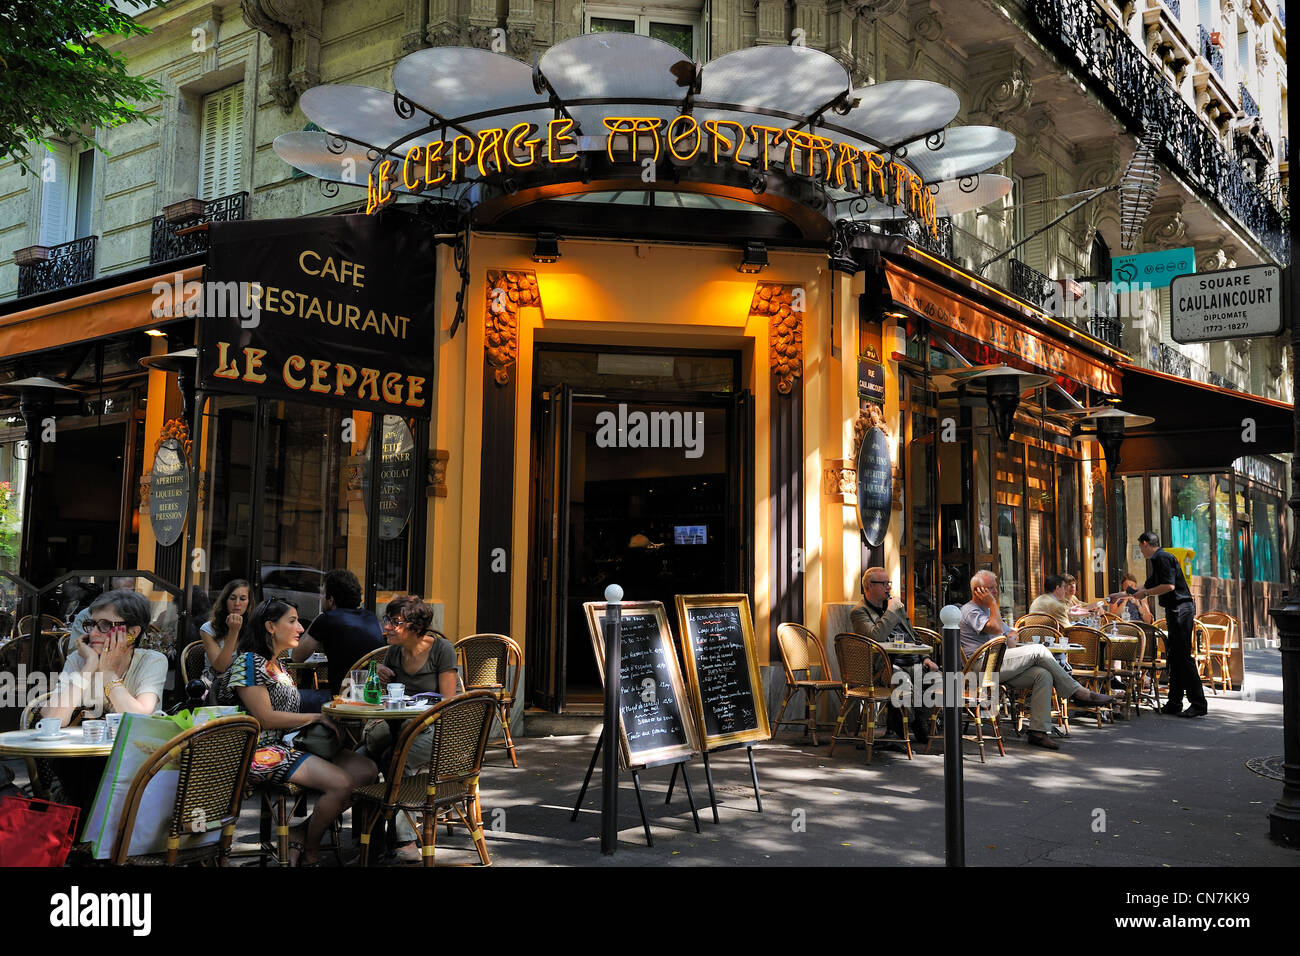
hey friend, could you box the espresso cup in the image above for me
[35,717,61,736]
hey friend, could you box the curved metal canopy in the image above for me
[278,33,1015,229]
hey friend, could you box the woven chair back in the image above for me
[112,715,259,864]
[180,640,208,685]
[457,634,521,697]
[20,689,58,729]
[961,637,1006,705]
[911,626,942,665]
[1017,624,1060,645]
[1197,612,1237,651]
[833,634,890,694]
[346,645,389,675]
[1015,613,1060,630]
[1064,626,1104,668]
[1101,633,1141,664]
[776,623,827,680]
[390,689,497,798]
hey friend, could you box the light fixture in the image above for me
[139,348,199,421]
[1071,406,1155,472]
[532,232,560,263]
[738,241,768,274]
[144,329,166,338]
[949,366,1053,445]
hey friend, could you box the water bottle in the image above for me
[363,660,381,705]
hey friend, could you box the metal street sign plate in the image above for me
[1111,246,1195,290]
[1170,265,1283,344]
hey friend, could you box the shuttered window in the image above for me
[39,143,73,247]
[199,84,244,200]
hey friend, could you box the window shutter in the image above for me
[39,144,73,247]
[200,84,244,199]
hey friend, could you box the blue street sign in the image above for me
[1110,246,1196,290]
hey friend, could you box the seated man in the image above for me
[1028,574,1072,630]
[292,569,383,710]
[959,570,1113,751]
[850,567,937,745]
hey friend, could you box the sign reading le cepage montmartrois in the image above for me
[1170,265,1283,345]
[202,216,437,418]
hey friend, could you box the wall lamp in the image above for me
[532,232,560,263]
[738,241,768,274]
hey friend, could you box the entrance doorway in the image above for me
[527,348,752,711]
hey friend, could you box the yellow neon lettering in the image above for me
[748,125,785,171]
[785,131,834,178]
[863,151,887,200]
[424,140,446,187]
[703,120,750,166]
[402,145,422,189]
[505,123,540,167]
[449,135,476,182]
[366,162,395,214]
[477,128,506,176]
[666,114,701,161]
[889,162,910,205]
[833,143,861,191]
[602,117,663,163]
[547,118,578,164]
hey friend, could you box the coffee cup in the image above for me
[35,717,61,737]
[83,719,107,743]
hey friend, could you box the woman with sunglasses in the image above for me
[214,598,377,866]
[44,589,168,724]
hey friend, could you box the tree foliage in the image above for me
[0,0,167,173]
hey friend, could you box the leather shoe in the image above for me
[1179,705,1208,718]
[1160,702,1183,715]
[1026,730,1061,751]
[1070,688,1114,706]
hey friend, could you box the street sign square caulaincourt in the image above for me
[1169,265,1283,345]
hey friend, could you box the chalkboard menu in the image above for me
[584,601,701,770]
[674,594,770,750]
[147,437,189,547]
[855,426,892,547]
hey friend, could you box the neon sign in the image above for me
[366,113,938,233]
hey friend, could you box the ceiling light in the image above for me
[739,241,768,274]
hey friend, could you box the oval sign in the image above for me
[855,426,892,548]
[376,416,416,541]
[148,437,190,547]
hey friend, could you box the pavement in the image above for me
[5,648,1296,868]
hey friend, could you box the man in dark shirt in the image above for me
[1131,531,1207,717]
[850,567,937,744]
[292,568,383,695]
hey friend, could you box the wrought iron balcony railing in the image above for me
[880,215,954,260]
[1239,84,1260,119]
[1088,315,1123,349]
[1009,258,1054,309]
[149,191,249,264]
[1196,25,1224,77]
[1207,370,1237,391]
[1157,342,1192,378]
[1162,0,1180,18]
[1027,0,1288,264]
[16,236,98,297]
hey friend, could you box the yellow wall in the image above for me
[428,234,834,666]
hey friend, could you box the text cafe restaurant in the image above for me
[3,35,1286,714]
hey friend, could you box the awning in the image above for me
[1114,361,1294,474]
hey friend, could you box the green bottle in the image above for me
[364,660,381,705]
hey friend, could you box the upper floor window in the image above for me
[39,143,95,247]
[586,4,702,59]
[200,83,244,200]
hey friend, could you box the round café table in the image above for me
[0,726,114,759]
[321,698,439,722]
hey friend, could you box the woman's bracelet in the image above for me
[104,678,126,696]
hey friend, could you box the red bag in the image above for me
[0,796,81,867]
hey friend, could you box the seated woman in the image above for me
[361,595,457,861]
[214,598,376,866]
[197,578,249,696]
[1109,572,1155,624]
[44,589,168,724]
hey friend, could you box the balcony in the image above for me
[880,216,954,261]
[149,191,248,264]
[15,236,98,297]
[1088,314,1124,349]
[1239,84,1260,119]
[1196,25,1224,78]
[1009,257,1054,309]
[1207,370,1237,391]
[1156,342,1192,378]
[1026,0,1289,264]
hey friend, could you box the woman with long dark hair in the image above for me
[214,598,376,865]
[198,578,249,688]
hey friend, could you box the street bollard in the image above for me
[601,584,623,855]
[939,603,965,866]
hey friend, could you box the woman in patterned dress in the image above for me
[216,598,376,866]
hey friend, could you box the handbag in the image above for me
[0,796,81,867]
[293,722,341,760]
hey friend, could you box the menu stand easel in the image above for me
[570,728,702,846]
[664,743,762,823]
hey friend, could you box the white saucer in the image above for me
[32,731,69,741]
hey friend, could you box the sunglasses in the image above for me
[86,618,128,634]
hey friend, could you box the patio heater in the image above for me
[953,367,1053,445]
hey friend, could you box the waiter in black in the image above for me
[1131,531,1207,717]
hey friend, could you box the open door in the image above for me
[527,385,572,711]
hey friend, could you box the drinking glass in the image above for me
[349,669,368,701]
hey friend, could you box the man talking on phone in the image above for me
[1129,531,1207,718]
[959,570,1113,751]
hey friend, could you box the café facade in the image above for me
[0,35,1289,713]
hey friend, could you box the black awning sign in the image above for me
[856,426,892,547]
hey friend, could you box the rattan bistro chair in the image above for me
[1014,613,1060,631]
[911,626,943,667]
[829,634,904,764]
[108,715,259,865]
[959,637,1007,763]
[346,645,389,677]
[1197,611,1237,695]
[353,689,496,867]
[180,640,208,686]
[1064,625,1113,728]
[1132,622,1166,712]
[773,623,842,745]
[455,634,522,768]
[1101,625,1143,719]
[1002,626,1069,734]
